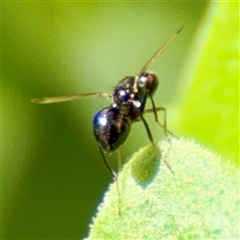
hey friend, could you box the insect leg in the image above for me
[98,146,121,216]
[147,94,171,136]
[144,106,174,136]
[140,114,154,143]
[140,114,174,173]
[117,149,122,172]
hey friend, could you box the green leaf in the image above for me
[174,1,239,163]
[86,138,239,239]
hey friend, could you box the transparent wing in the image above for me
[31,92,112,104]
[139,26,184,75]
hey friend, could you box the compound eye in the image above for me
[147,73,158,95]
[147,73,158,84]
[139,73,158,95]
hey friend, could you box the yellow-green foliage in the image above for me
[87,138,239,239]
[175,1,239,163]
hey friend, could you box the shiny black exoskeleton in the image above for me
[93,73,158,153]
[31,27,183,178]
[92,23,184,176]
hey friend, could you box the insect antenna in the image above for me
[132,26,184,93]
[31,92,112,104]
[139,26,184,75]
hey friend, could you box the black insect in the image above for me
[31,27,183,180]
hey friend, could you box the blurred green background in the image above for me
[3,2,209,239]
